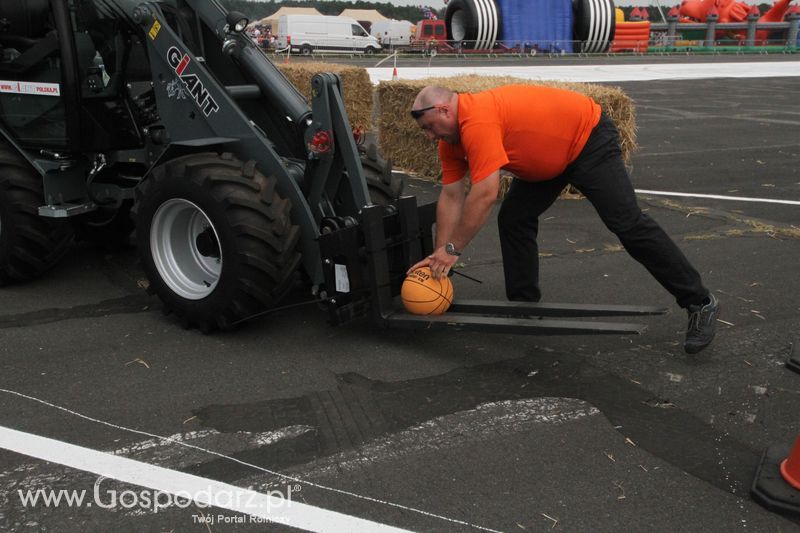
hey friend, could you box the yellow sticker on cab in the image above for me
[149,20,161,40]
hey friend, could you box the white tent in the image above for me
[255,7,323,34]
[338,9,388,31]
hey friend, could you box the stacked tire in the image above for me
[444,0,615,54]
[573,0,616,53]
[445,0,500,50]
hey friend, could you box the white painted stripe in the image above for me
[368,62,800,84]
[635,189,800,205]
[0,425,408,532]
[635,143,800,157]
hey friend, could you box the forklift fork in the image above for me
[320,195,667,335]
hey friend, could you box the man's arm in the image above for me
[447,170,500,252]
[434,179,467,248]
[408,170,500,278]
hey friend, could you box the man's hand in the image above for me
[407,246,458,279]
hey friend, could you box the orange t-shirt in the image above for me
[439,85,602,185]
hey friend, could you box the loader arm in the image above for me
[131,1,375,286]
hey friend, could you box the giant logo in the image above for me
[166,47,220,116]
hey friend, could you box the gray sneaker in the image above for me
[684,293,720,354]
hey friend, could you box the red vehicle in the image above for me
[415,19,447,43]
[408,19,453,53]
[410,19,521,54]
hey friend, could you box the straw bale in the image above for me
[277,61,374,132]
[377,76,637,186]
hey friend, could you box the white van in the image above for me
[276,15,382,55]
[370,20,413,47]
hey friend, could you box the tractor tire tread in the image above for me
[0,143,73,285]
[135,153,301,331]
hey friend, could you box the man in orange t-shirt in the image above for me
[408,84,719,354]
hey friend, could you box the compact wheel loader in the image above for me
[0,0,665,335]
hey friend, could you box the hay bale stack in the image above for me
[277,61,374,132]
[377,76,637,180]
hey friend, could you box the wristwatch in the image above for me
[445,242,461,256]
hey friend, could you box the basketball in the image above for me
[401,267,454,315]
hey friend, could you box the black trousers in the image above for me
[497,114,708,309]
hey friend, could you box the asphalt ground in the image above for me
[1,74,799,532]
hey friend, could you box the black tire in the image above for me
[364,46,377,55]
[360,144,404,205]
[573,0,616,53]
[0,144,74,285]
[72,200,135,251]
[300,44,312,56]
[445,0,500,50]
[134,153,301,332]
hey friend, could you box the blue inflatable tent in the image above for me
[498,0,574,53]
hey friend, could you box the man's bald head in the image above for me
[413,86,455,109]
[411,86,461,145]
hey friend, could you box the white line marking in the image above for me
[0,388,503,532]
[109,426,313,457]
[635,143,800,157]
[0,425,407,532]
[635,189,800,206]
[368,61,800,84]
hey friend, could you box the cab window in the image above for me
[0,0,67,147]
[69,0,146,149]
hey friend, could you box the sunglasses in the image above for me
[409,105,439,119]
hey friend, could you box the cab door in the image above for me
[351,23,369,52]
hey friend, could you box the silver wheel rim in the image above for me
[150,199,222,300]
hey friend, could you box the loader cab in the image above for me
[0,0,150,153]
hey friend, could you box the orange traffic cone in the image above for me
[752,433,800,515]
[781,436,800,490]
[392,66,398,81]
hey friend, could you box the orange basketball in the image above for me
[401,267,454,315]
